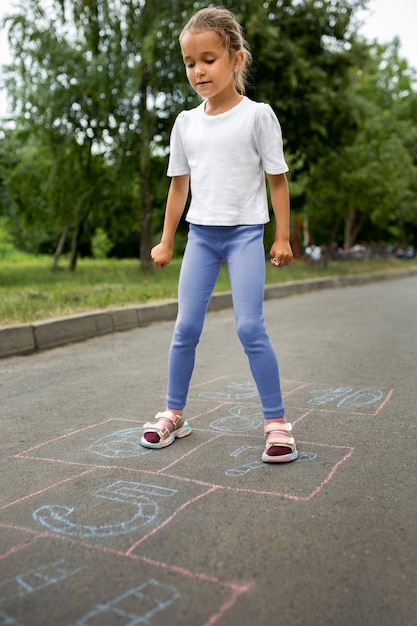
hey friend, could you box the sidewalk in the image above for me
[1,267,417,359]
[1,274,416,625]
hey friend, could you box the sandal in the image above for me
[262,421,298,463]
[141,411,191,449]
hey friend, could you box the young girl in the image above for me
[141,7,298,463]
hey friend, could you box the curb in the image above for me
[1,268,416,359]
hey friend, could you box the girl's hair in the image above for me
[180,7,252,95]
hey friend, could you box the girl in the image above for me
[141,7,298,463]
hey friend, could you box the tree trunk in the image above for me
[139,72,153,272]
[69,219,85,271]
[330,213,341,247]
[398,212,407,247]
[344,208,358,248]
[140,170,153,270]
[344,207,368,249]
[51,225,69,271]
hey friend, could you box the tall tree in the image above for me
[306,39,417,248]
[3,0,194,269]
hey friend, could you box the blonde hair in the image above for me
[180,7,252,95]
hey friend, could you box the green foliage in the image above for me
[1,0,195,268]
[0,218,15,259]
[91,227,113,259]
[0,0,416,259]
[240,0,369,158]
[306,37,417,247]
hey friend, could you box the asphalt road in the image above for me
[1,275,416,625]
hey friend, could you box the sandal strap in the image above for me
[154,410,183,429]
[265,433,295,447]
[264,422,295,447]
[142,411,183,438]
[264,421,293,435]
[142,423,171,439]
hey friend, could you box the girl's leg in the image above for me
[142,226,221,447]
[226,226,297,462]
[226,225,284,418]
[166,225,222,410]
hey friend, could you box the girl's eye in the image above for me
[206,59,215,64]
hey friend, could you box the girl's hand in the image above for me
[270,240,293,268]
[151,242,173,268]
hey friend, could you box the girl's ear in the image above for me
[234,49,245,70]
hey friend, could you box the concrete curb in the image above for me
[1,267,416,359]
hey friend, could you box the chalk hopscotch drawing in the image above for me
[70,579,180,626]
[308,387,384,408]
[226,445,264,476]
[226,460,263,477]
[225,445,318,476]
[210,405,263,433]
[1,373,378,626]
[87,428,151,458]
[33,481,178,539]
[199,381,258,401]
[297,451,318,462]
[0,612,23,625]
[0,560,82,605]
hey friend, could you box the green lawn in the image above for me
[0,254,415,326]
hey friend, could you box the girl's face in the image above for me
[180,29,243,104]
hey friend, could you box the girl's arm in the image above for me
[266,173,293,267]
[151,174,190,268]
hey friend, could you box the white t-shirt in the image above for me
[167,96,288,226]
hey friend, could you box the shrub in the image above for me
[91,227,113,259]
[0,218,15,259]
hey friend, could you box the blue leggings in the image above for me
[166,224,285,419]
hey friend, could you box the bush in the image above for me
[0,218,16,259]
[91,227,113,259]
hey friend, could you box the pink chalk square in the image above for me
[282,382,393,415]
[0,469,213,552]
[186,402,309,435]
[164,434,354,500]
[0,537,250,626]
[14,419,151,467]
[14,419,220,473]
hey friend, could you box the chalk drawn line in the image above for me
[0,522,254,626]
[0,375,393,625]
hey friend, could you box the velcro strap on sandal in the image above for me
[266,432,295,446]
[142,422,171,439]
[142,411,182,436]
[154,410,182,428]
[264,422,294,445]
[264,421,293,435]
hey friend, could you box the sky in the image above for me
[0,0,417,117]
[358,0,417,69]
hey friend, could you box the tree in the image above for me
[2,0,194,269]
[306,38,417,248]
[241,0,369,161]
[6,0,407,260]
[0,129,60,254]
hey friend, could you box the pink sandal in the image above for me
[262,421,298,463]
[141,411,191,449]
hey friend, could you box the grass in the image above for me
[0,253,416,327]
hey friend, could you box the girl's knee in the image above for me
[236,319,266,347]
[174,319,203,347]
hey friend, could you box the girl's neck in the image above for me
[204,91,243,116]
